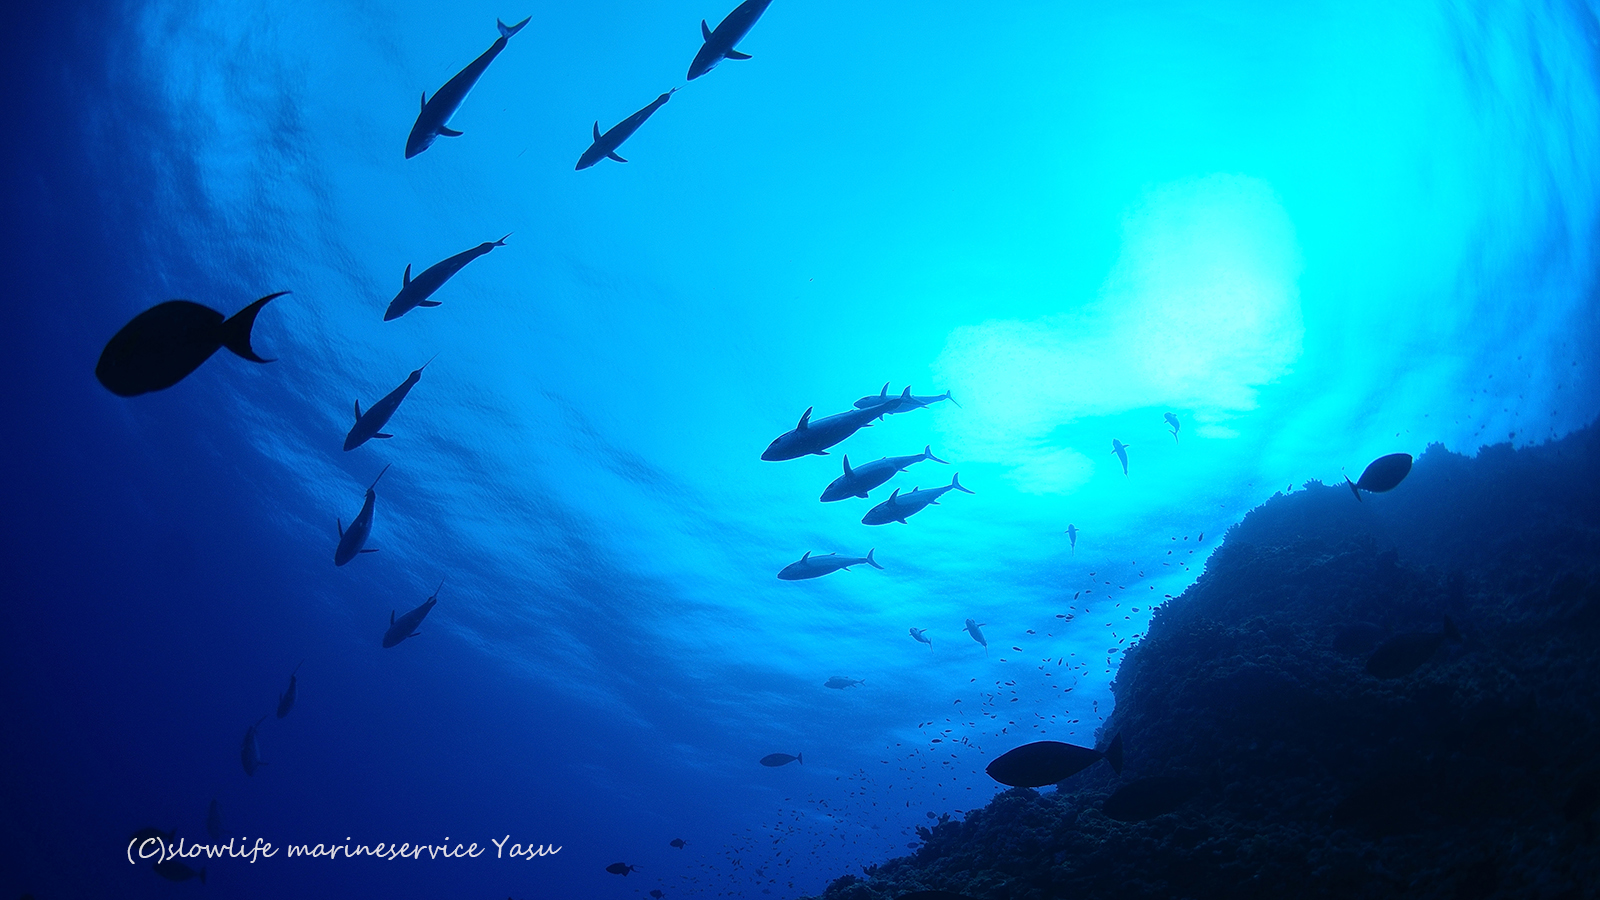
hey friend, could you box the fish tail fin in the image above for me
[952,473,974,494]
[200,868,207,885]
[797,752,803,764]
[220,291,288,363]
[866,548,884,570]
[1443,616,1462,642]
[943,391,961,408]
[1104,732,1124,774]
[494,233,511,246]
[924,445,949,464]
[498,16,531,38]
[1345,475,1362,502]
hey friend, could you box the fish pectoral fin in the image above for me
[856,493,868,499]
[439,125,464,137]
[725,49,753,60]
[812,450,829,455]
[360,548,380,554]
[336,518,343,537]
[374,433,394,439]
[410,631,421,637]
[418,300,443,307]
[607,151,628,163]
[701,19,712,41]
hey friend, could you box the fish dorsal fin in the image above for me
[593,121,601,141]
[390,610,395,624]
[420,91,427,111]
[797,407,813,430]
[878,382,889,398]
[403,264,411,287]
[801,551,811,561]
[354,400,363,420]
[842,455,853,477]
[701,18,712,41]
[887,488,900,503]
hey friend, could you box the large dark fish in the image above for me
[1365,617,1461,678]
[1102,775,1200,822]
[1345,452,1413,500]
[385,237,508,320]
[605,862,637,875]
[760,752,802,767]
[986,734,1123,788]
[576,90,675,169]
[406,17,531,159]
[96,292,287,396]
[335,465,392,565]
[687,0,774,80]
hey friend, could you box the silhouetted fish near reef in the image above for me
[406,17,531,159]
[760,752,802,767]
[1365,617,1461,678]
[1111,439,1131,476]
[1102,775,1201,821]
[605,862,637,875]
[687,0,774,80]
[986,734,1123,788]
[384,580,442,648]
[96,292,287,396]
[386,236,508,320]
[577,90,675,169]
[152,859,206,883]
[1345,452,1413,500]
[1332,622,1385,656]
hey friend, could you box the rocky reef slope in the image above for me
[805,425,1600,900]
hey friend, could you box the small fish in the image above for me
[909,627,932,649]
[1102,775,1201,822]
[384,580,443,648]
[763,390,923,461]
[577,90,676,169]
[1345,452,1414,500]
[852,383,960,414]
[1111,439,1131,477]
[820,446,948,502]
[669,838,687,849]
[861,475,973,525]
[605,862,637,875]
[777,550,882,580]
[407,17,531,159]
[824,677,864,689]
[1164,412,1180,443]
[986,734,1123,787]
[964,619,987,655]
[650,891,666,899]
[346,357,436,451]
[206,798,223,842]
[276,659,304,719]
[96,292,287,396]
[1065,524,1078,553]
[687,0,775,80]
[240,715,268,776]
[760,752,802,767]
[1365,617,1462,678]
[335,465,391,566]
[385,237,509,320]
[152,860,206,883]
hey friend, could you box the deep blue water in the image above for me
[4,0,1600,897]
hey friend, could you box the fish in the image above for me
[96,292,287,397]
[1345,452,1414,500]
[240,715,268,776]
[1164,412,1180,443]
[276,659,304,719]
[687,0,774,80]
[1365,617,1462,678]
[345,356,436,451]
[964,618,987,655]
[605,862,637,875]
[1332,623,1385,656]
[852,383,961,414]
[861,475,973,525]
[1111,439,1131,476]
[335,465,392,566]
[669,838,687,848]
[576,90,675,169]
[760,753,802,767]
[985,734,1123,788]
[762,389,923,460]
[824,676,864,689]
[651,892,665,899]
[206,798,223,842]
[1065,524,1078,553]
[777,550,882,580]
[384,580,443,648]
[909,627,932,649]
[385,236,509,320]
[406,17,531,159]
[820,446,948,502]
[152,860,206,884]
[1101,775,1201,822]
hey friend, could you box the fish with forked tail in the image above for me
[97,292,287,396]
[406,17,531,158]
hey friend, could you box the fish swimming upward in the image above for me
[385,236,509,320]
[909,627,932,649]
[687,0,775,80]
[335,465,391,566]
[1111,439,1131,476]
[577,90,676,169]
[383,580,443,648]
[1065,524,1078,553]
[96,292,287,396]
[1164,412,1180,443]
[345,357,436,451]
[964,618,987,655]
[860,475,973,525]
[276,659,303,719]
[406,17,531,159]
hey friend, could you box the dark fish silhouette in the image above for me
[1164,412,1180,443]
[335,465,392,565]
[687,0,774,80]
[824,676,864,689]
[1111,439,1131,476]
[651,892,666,899]
[240,715,268,776]
[760,752,802,767]
[669,837,687,848]
[777,550,882,580]
[763,389,923,460]
[386,236,508,320]
[986,734,1123,788]
[605,862,637,875]
[384,580,442,648]
[276,659,304,718]
[406,17,531,158]
[1345,452,1413,500]
[96,292,287,396]
[1065,524,1078,553]
[853,383,960,414]
[1365,618,1461,678]
[861,475,973,525]
[206,797,223,842]
[577,90,675,169]
[1102,775,1200,821]
[152,859,206,883]
[820,446,947,502]
[345,356,435,451]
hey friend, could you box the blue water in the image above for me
[5,0,1599,896]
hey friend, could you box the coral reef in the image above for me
[804,425,1600,900]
